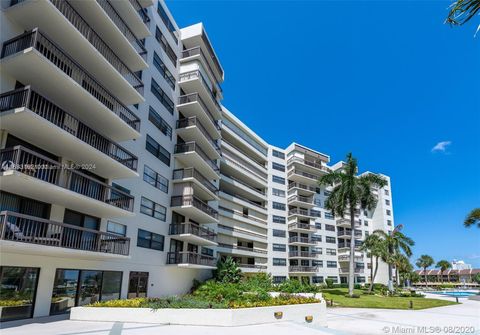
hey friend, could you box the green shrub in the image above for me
[229,295,318,309]
[332,283,349,288]
[345,294,360,298]
[192,280,242,303]
[213,257,242,283]
[354,284,362,289]
[147,296,227,309]
[89,298,149,308]
[239,273,273,292]
[0,300,30,307]
[277,278,320,293]
[325,278,334,288]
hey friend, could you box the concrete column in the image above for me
[0,130,8,149]
[33,263,57,317]
[49,204,65,222]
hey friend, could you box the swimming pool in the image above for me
[430,291,478,298]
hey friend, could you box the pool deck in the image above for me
[1,295,478,335]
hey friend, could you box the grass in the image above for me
[321,288,458,310]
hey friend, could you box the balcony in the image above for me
[166,252,216,269]
[219,190,267,214]
[68,0,148,71]
[0,146,134,218]
[0,211,130,257]
[170,195,218,223]
[337,229,362,239]
[338,242,362,250]
[288,236,317,246]
[0,87,138,179]
[336,218,362,228]
[220,174,266,202]
[287,168,320,184]
[289,266,319,273]
[179,70,222,119]
[338,255,364,262]
[218,206,267,227]
[288,222,312,232]
[217,224,267,243]
[177,93,221,136]
[105,0,150,39]
[6,0,144,103]
[172,168,218,200]
[288,182,316,195]
[288,208,316,219]
[176,117,221,158]
[221,149,268,188]
[180,46,223,95]
[217,243,268,257]
[168,223,217,247]
[288,251,317,259]
[0,29,140,141]
[339,268,365,274]
[174,142,219,179]
[287,194,314,208]
[238,264,268,272]
[287,156,330,175]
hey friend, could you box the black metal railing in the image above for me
[177,93,220,131]
[218,206,267,225]
[0,87,138,171]
[179,70,221,112]
[288,222,311,231]
[96,0,147,58]
[0,29,141,131]
[170,195,218,219]
[172,168,217,194]
[181,46,223,90]
[289,236,316,244]
[169,223,216,242]
[288,195,313,204]
[289,251,316,258]
[174,142,219,173]
[287,168,320,180]
[289,266,319,273]
[217,243,268,254]
[128,0,150,23]
[288,182,316,192]
[238,264,267,270]
[176,117,221,154]
[0,211,130,255]
[166,252,216,267]
[0,146,134,211]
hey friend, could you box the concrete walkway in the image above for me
[1,296,478,335]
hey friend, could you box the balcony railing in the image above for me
[288,182,316,192]
[0,29,140,131]
[181,46,222,92]
[288,236,316,244]
[0,211,130,255]
[339,268,365,274]
[177,93,220,131]
[218,206,267,225]
[176,116,221,154]
[288,195,313,204]
[238,264,267,270]
[288,222,311,231]
[287,157,330,173]
[338,255,364,262]
[222,173,266,196]
[288,208,318,217]
[338,242,362,249]
[220,189,266,210]
[218,243,268,255]
[222,149,268,181]
[289,266,319,273]
[128,0,150,24]
[168,223,216,242]
[0,87,138,171]
[96,0,147,58]
[166,252,216,267]
[179,70,221,112]
[174,142,219,173]
[287,168,319,181]
[217,224,267,240]
[40,0,144,92]
[337,230,362,238]
[171,195,218,220]
[0,146,134,211]
[172,168,218,194]
[289,251,316,258]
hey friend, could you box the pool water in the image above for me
[430,291,478,297]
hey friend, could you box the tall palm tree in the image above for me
[464,208,480,228]
[416,255,434,287]
[436,260,452,283]
[374,228,414,291]
[360,234,387,292]
[319,153,387,297]
[445,0,480,36]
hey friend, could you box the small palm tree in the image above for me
[391,253,411,287]
[436,260,452,283]
[319,153,387,297]
[374,229,414,291]
[360,234,387,292]
[464,208,480,228]
[214,257,241,283]
[416,255,434,287]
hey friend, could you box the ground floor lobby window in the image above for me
[50,269,122,315]
[0,266,40,322]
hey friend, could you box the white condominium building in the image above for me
[0,0,395,322]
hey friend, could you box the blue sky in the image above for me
[167,1,480,268]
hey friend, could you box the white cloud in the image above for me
[431,141,452,153]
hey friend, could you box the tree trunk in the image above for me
[387,246,393,292]
[396,267,399,286]
[424,267,428,287]
[440,271,443,283]
[368,253,374,292]
[369,256,380,292]
[348,206,356,297]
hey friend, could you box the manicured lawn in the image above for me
[321,288,458,310]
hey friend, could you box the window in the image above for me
[146,135,170,166]
[140,197,166,221]
[326,236,336,243]
[151,79,174,114]
[385,199,391,206]
[312,247,322,254]
[143,165,168,193]
[324,190,331,196]
[386,209,391,216]
[315,222,322,229]
[365,231,370,237]
[384,189,390,196]
[312,260,323,267]
[148,107,172,139]
[364,220,369,226]
[310,209,321,217]
[272,188,285,197]
[314,198,322,207]
[272,150,285,159]
[273,258,287,266]
[272,202,286,210]
[326,248,337,255]
[107,221,127,237]
[157,2,178,43]
[273,276,286,284]
[155,27,177,65]
[272,229,286,237]
[137,229,165,251]
[201,247,214,257]
[312,276,324,284]
[272,243,286,252]
[153,52,175,89]
[272,175,285,184]
[387,220,392,226]
[272,215,286,224]
[325,224,335,231]
[312,235,322,242]
[324,212,334,220]
[327,261,337,268]
[272,162,285,172]
[328,276,338,283]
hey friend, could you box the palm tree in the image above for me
[445,0,480,35]
[360,234,387,292]
[436,260,451,283]
[391,253,411,287]
[319,153,387,297]
[416,255,434,287]
[374,228,414,291]
[464,208,480,228]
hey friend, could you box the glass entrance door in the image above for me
[128,272,148,298]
